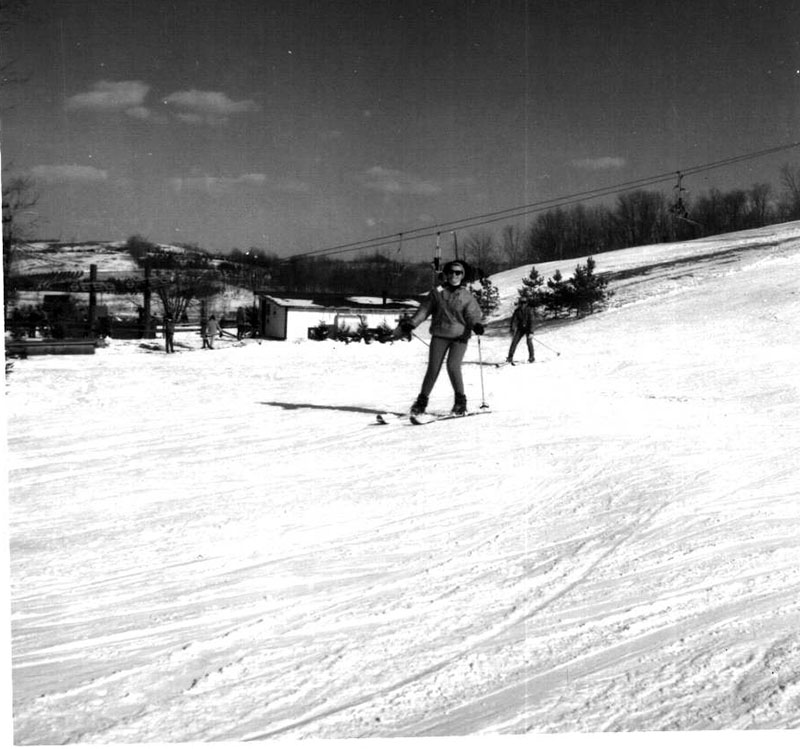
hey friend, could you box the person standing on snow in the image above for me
[396,260,484,416]
[206,315,221,349]
[236,306,246,340]
[163,313,176,354]
[200,315,211,349]
[506,299,536,364]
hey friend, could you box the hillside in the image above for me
[6,240,255,318]
[6,222,800,741]
[10,223,800,325]
[7,240,211,276]
[489,221,800,320]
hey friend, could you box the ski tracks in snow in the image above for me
[9,237,800,741]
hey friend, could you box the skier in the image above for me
[397,260,484,416]
[506,300,536,364]
[206,315,221,349]
[163,314,176,354]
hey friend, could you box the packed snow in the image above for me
[5,223,800,743]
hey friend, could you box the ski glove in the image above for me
[457,323,484,343]
[399,319,415,334]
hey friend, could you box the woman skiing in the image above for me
[397,260,484,416]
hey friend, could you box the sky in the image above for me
[2,0,800,260]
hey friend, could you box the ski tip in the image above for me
[375,411,406,424]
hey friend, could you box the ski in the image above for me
[375,412,407,425]
[375,410,490,425]
[494,360,535,368]
[409,410,491,425]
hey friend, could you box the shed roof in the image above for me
[258,293,420,311]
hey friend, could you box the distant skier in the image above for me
[200,316,210,349]
[236,306,246,340]
[506,300,536,364]
[396,260,484,416]
[206,315,221,349]
[163,314,176,354]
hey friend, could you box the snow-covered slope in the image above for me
[10,241,142,275]
[5,223,800,742]
[8,241,255,317]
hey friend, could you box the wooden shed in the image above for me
[256,293,419,341]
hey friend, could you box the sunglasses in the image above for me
[445,268,464,276]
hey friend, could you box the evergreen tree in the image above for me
[517,265,545,308]
[566,257,610,316]
[543,269,569,317]
[471,275,500,317]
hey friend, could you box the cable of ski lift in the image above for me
[284,139,800,263]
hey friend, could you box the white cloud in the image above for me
[64,82,260,126]
[237,173,268,186]
[30,164,109,183]
[168,173,269,193]
[65,80,149,112]
[359,166,441,196]
[571,156,627,171]
[168,173,311,195]
[164,89,260,125]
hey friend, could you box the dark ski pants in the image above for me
[507,329,534,361]
[420,336,468,396]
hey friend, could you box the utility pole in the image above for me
[88,264,97,337]
[142,259,152,338]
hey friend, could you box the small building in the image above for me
[256,293,420,341]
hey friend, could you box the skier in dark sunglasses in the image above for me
[396,260,484,416]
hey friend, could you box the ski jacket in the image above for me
[409,285,483,340]
[511,306,536,333]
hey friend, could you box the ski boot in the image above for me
[451,393,467,416]
[410,393,428,416]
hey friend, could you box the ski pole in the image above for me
[477,336,489,409]
[531,335,561,357]
[412,331,430,348]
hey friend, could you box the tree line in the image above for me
[466,165,800,274]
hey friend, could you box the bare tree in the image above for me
[3,175,40,310]
[721,189,748,232]
[527,208,569,261]
[747,183,773,226]
[3,175,39,244]
[614,190,668,247]
[500,224,527,267]
[779,164,800,219]
[152,269,225,322]
[462,230,498,275]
